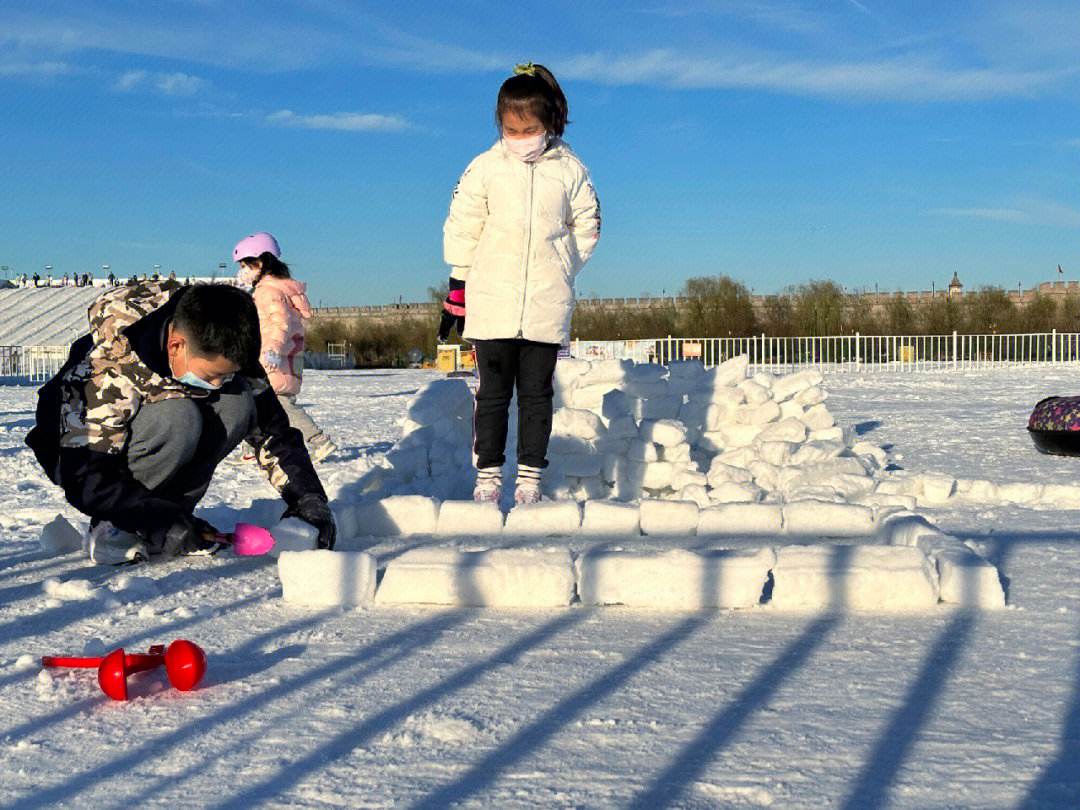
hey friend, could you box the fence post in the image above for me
[855,332,861,367]
[952,330,958,370]
[1053,329,1057,363]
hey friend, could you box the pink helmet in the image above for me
[233,232,281,262]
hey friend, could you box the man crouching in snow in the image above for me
[26,280,336,564]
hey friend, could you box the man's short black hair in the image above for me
[173,284,260,367]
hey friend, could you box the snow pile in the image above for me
[347,356,900,522]
[370,378,476,501]
[278,550,377,607]
[38,515,84,556]
[376,547,576,607]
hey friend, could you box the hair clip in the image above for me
[513,62,537,77]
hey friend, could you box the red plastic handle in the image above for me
[42,644,166,670]
[41,656,102,668]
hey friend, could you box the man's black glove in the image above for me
[437,278,466,342]
[152,514,225,557]
[283,494,336,550]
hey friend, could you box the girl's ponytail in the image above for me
[496,62,569,137]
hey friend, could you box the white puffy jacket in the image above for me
[443,138,601,345]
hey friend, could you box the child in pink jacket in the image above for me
[233,232,336,462]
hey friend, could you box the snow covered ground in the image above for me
[1,367,1078,808]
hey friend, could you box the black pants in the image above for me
[473,339,559,470]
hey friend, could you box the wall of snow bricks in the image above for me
[284,499,1005,611]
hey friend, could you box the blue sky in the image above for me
[2,1,1079,306]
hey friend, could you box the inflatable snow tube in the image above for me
[1028,396,1080,456]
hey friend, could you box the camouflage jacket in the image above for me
[27,281,326,533]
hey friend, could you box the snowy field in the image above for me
[1,367,1078,808]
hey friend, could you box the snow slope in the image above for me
[0,286,102,346]
[0,368,1078,808]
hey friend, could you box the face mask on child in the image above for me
[237,265,261,288]
[178,371,222,391]
[503,132,549,163]
[175,347,233,391]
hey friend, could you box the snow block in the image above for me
[626,460,674,490]
[639,499,699,536]
[630,395,682,421]
[278,550,377,607]
[268,518,320,557]
[771,369,821,402]
[709,355,750,387]
[576,547,774,609]
[638,419,688,447]
[709,482,762,504]
[757,418,808,444]
[800,404,835,431]
[352,496,440,536]
[771,545,939,611]
[586,358,631,384]
[406,379,473,424]
[39,515,83,555]
[553,407,607,440]
[934,548,1005,609]
[375,548,575,607]
[503,501,582,536]
[782,500,876,537]
[581,501,641,535]
[879,512,941,548]
[436,501,504,536]
[698,503,783,536]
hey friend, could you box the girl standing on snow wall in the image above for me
[440,63,601,504]
[233,232,337,463]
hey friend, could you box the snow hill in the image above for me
[0,286,102,346]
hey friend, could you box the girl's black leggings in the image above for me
[472,339,559,470]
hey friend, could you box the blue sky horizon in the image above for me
[2,1,1079,306]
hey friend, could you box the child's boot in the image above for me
[514,465,543,505]
[473,467,502,503]
[309,433,338,463]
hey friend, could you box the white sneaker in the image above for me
[515,464,543,505]
[88,521,148,565]
[473,471,502,503]
[309,435,338,463]
[514,483,542,505]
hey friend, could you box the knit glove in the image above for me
[437,278,466,342]
[282,494,336,550]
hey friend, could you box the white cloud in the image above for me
[114,69,205,96]
[557,49,1067,101]
[929,200,1080,228]
[266,109,412,132]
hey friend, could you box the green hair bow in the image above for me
[513,62,537,77]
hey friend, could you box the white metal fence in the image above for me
[571,331,1080,372]
[0,345,69,383]
[5,331,1080,384]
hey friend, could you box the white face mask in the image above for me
[503,132,549,163]
[237,265,260,288]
